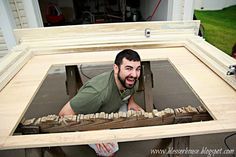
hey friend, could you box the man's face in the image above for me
[116,58,141,89]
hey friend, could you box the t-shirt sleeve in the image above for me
[70,86,102,114]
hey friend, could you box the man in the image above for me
[59,49,143,156]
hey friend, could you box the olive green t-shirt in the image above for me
[70,71,135,114]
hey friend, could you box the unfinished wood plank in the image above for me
[0,49,32,91]
[19,35,191,53]
[185,38,236,90]
[14,21,200,43]
[1,46,236,149]
[31,41,185,56]
[3,119,236,150]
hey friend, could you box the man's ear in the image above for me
[113,64,119,74]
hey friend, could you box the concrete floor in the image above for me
[0,60,235,157]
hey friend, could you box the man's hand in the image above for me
[128,102,144,111]
[89,142,118,156]
[96,143,116,156]
[128,95,144,111]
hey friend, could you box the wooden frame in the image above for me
[0,21,236,150]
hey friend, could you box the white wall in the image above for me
[195,0,236,10]
[171,0,184,20]
[23,0,43,28]
[0,0,16,50]
[183,0,194,20]
[168,0,194,21]
[141,0,194,21]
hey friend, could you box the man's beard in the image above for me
[118,69,137,89]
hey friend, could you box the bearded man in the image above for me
[59,49,143,156]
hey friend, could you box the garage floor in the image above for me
[0,60,235,157]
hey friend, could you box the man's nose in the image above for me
[130,70,138,78]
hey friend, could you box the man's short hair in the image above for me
[115,49,141,67]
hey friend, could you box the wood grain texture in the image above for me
[0,21,235,150]
[0,47,235,149]
[14,21,200,44]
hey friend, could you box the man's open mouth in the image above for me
[126,77,136,84]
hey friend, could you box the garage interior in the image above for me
[38,0,162,26]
